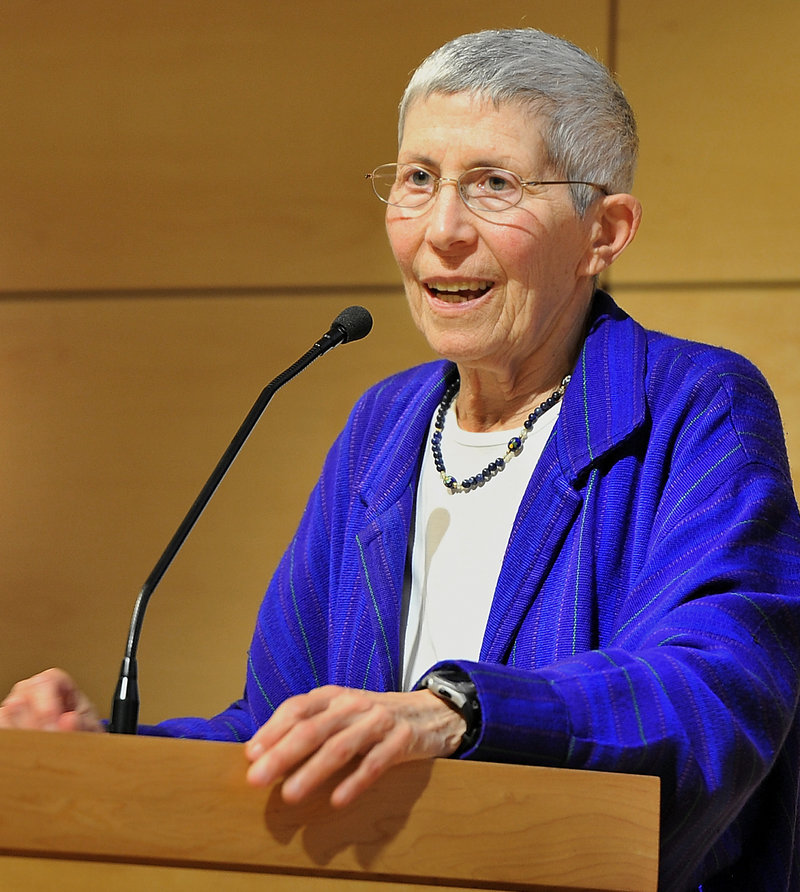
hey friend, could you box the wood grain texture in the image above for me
[612,0,800,286]
[0,730,659,891]
[0,0,608,291]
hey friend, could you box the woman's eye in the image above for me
[408,169,433,189]
[485,173,513,192]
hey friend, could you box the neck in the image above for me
[451,290,591,432]
[453,360,573,433]
[430,373,569,494]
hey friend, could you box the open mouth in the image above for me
[426,280,493,303]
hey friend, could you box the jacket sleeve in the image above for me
[441,357,800,891]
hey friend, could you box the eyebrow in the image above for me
[397,154,438,169]
[398,156,522,173]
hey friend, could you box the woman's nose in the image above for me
[425,180,478,250]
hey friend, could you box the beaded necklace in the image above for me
[430,375,570,494]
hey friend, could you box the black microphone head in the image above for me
[333,305,373,343]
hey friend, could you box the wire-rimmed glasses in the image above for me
[365,163,609,213]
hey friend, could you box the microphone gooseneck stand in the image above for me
[108,306,373,734]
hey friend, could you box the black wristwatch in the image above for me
[417,667,481,757]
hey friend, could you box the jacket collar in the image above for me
[357,362,454,515]
[556,291,649,484]
[358,290,648,507]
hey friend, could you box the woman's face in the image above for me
[386,92,601,386]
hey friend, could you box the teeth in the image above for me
[428,280,491,293]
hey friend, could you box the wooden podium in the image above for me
[0,729,659,891]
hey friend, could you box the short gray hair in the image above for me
[398,29,638,215]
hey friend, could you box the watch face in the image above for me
[424,673,471,709]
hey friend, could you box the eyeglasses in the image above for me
[365,163,609,213]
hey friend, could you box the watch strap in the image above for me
[417,667,481,757]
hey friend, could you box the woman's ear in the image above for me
[583,193,642,277]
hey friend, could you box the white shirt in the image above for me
[402,398,560,690]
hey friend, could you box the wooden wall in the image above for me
[1,1,798,724]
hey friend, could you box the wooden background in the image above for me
[1,0,798,724]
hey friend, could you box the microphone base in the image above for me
[108,657,140,734]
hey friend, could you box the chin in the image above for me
[425,332,491,366]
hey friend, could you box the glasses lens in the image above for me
[460,168,523,212]
[371,164,434,208]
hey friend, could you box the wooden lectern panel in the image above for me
[0,729,659,891]
[0,858,489,891]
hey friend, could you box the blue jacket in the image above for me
[150,293,800,891]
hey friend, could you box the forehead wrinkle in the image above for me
[397,94,563,197]
[398,154,534,178]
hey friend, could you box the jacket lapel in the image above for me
[347,363,453,690]
[481,294,649,664]
[481,467,583,662]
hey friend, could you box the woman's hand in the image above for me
[245,685,465,808]
[0,668,103,732]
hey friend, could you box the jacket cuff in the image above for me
[426,660,571,765]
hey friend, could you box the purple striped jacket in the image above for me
[149,293,800,891]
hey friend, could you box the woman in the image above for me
[3,29,799,892]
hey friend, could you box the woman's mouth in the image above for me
[425,280,493,303]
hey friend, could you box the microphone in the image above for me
[314,304,373,352]
[108,306,373,734]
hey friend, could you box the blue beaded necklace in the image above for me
[430,375,570,494]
